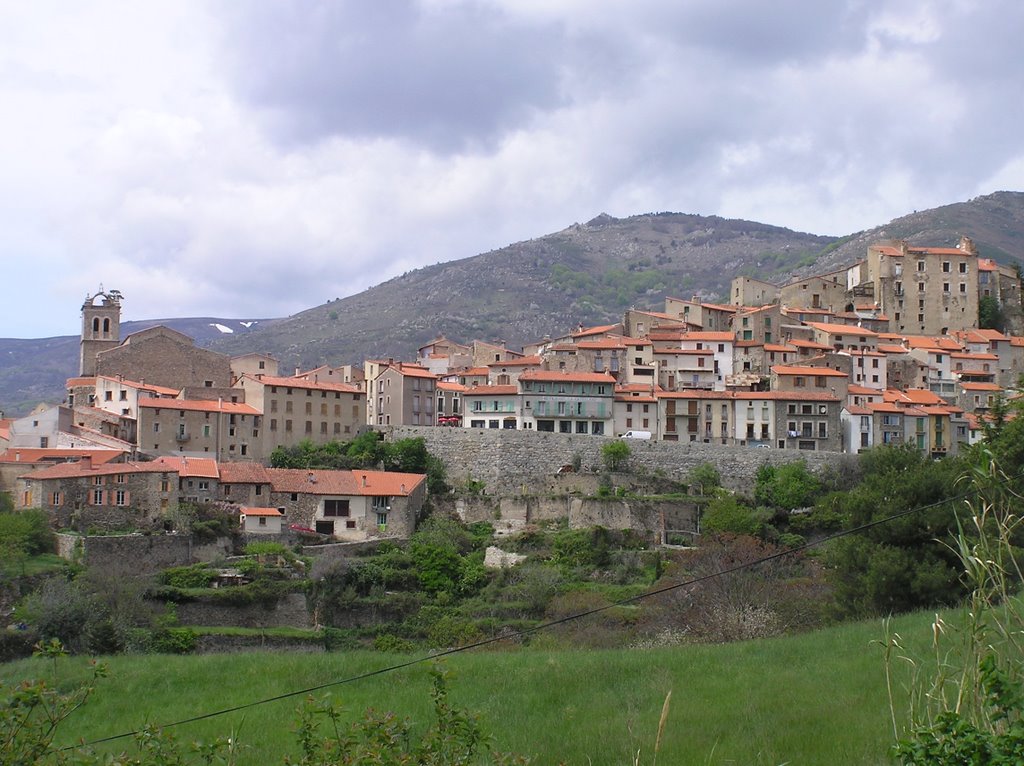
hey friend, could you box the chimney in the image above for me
[80,455,93,471]
[361,474,367,487]
[400,483,406,493]
[295,367,300,376]
[307,472,316,484]
[14,451,20,462]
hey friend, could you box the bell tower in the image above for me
[80,287,122,376]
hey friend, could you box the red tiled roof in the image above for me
[803,321,878,337]
[883,388,946,405]
[0,449,125,465]
[572,324,620,338]
[463,385,518,396]
[960,382,1002,391]
[848,385,881,395]
[239,506,283,517]
[520,370,616,384]
[681,331,734,342]
[97,376,179,396]
[657,390,732,400]
[19,459,172,481]
[250,374,362,393]
[150,455,220,478]
[788,339,832,349]
[437,381,468,392]
[218,462,271,484]
[877,344,909,354]
[66,377,97,387]
[845,404,872,415]
[267,469,425,496]
[139,398,261,414]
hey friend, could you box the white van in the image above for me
[621,430,652,440]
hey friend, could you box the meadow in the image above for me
[1,607,940,765]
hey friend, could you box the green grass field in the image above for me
[1,609,941,765]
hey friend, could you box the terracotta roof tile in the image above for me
[219,462,271,484]
[520,370,616,384]
[139,398,261,414]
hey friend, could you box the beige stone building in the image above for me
[235,374,365,449]
[867,238,980,336]
[730,276,780,307]
[95,326,234,391]
[138,398,262,461]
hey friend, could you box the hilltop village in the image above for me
[2,237,1023,544]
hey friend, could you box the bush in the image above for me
[0,508,54,556]
[601,441,631,471]
[160,564,216,589]
[702,494,769,537]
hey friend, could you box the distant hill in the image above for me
[0,318,274,417]
[3,191,1023,416]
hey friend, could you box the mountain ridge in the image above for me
[3,191,1023,416]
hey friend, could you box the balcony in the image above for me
[175,432,190,443]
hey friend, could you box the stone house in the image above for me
[240,506,285,534]
[137,398,263,462]
[235,373,365,450]
[614,384,660,436]
[463,385,521,430]
[518,370,615,435]
[766,392,843,451]
[17,456,178,530]
[730,276,780,307]
[658,389,733,444]
[230,353,280,381]
[866,238,980,336]
[365,364,437,427]
[779,266,851,313]
[95,326,233,391]
[263,468,427,541]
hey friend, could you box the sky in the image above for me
[2,0,1023,339]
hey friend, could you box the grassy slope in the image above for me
[1,608,940,765]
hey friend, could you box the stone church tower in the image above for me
[80,288,122,376]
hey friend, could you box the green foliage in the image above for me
[701,494,768,537]
[159,564,216,589]
[754,461,821,510]
[978,294,1006,331]
[1,655,107,764]
[289,666,523,765]
[0,508,54,557]
[552,527,612,570]
[825,445,966,619]
[888,450,1024,763]
[601,441,631,471]
[687,463,721,493]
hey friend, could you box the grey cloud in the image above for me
[213,0,570,152]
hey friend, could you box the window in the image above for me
[959,262,967,273]
[917,261,925,272]
[942,261,950,273]
[324,499,350,517]
[943,283,950,293]
[91,489,104,505]
[115,490,127,506]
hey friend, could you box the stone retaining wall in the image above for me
[54,533,232,576]
[174,592,311,629]
[385,426,852,495]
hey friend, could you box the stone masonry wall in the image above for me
[385,426,852,495]
[54,532,231,576]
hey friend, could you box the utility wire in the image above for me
[72,482,987,749]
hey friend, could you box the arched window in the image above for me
[92,317,100,333]
[103,318,110,335]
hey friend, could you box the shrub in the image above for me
[601,441,631,471]
[702,494,769,537]
[160,564,216,589]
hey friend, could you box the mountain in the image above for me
[0,318,273,417]
[3,191,1023,416]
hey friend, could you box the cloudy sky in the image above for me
[2,0,1023,339]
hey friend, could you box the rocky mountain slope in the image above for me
[3,191,1023,416]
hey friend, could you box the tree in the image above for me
[601,440,631,471]
[754,461,821,511]
[978,294,1005,331]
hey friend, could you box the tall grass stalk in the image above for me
[885,449,1024,759]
